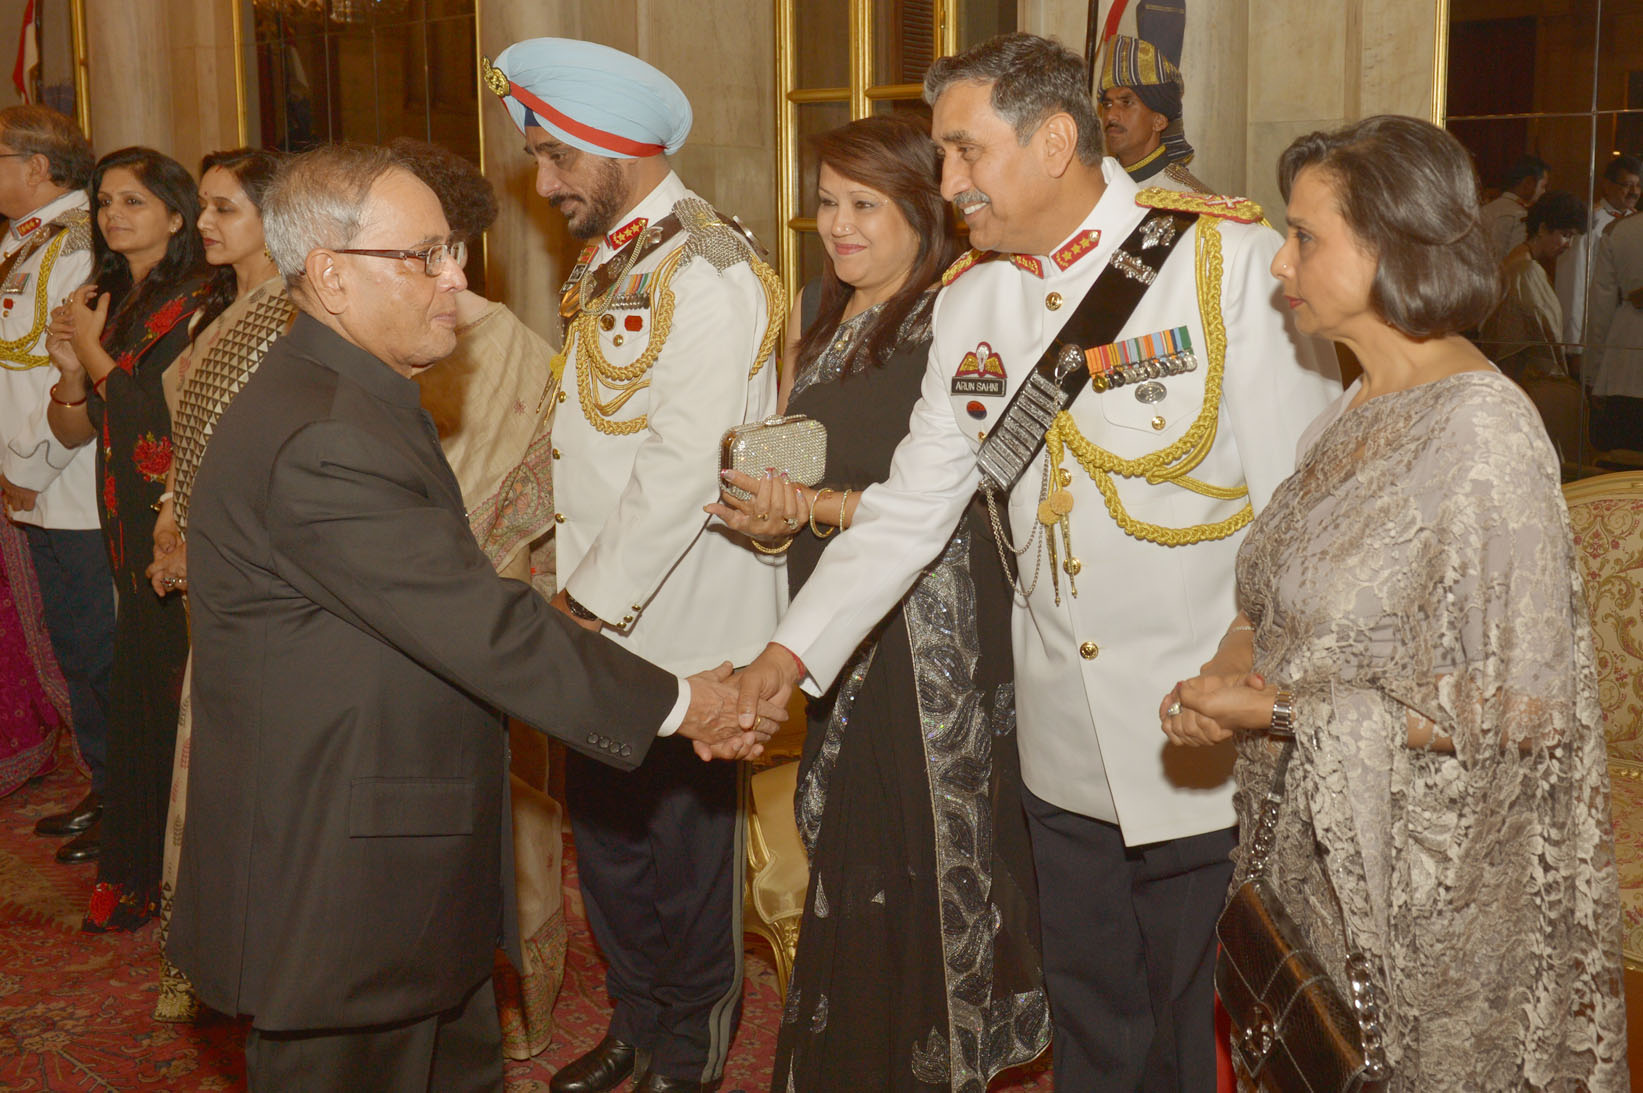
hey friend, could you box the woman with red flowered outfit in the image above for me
[44,147,208,932]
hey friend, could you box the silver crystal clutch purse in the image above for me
[719,415,828,501]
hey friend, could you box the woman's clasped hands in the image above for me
[1159,670,1276,747]
[706,467,811,544]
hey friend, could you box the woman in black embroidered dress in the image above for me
[45,146,208,932]
[711,115,1050,1092]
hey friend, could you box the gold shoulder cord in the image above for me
[0,229,74,370]
[573,239,788,437]
[1046,217,1253,548]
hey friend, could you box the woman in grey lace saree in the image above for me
[711,116,1049,1092]
[1169,116,1628,1089]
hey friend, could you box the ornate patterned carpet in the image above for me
[0,748,1050,1091]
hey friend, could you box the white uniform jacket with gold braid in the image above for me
[772,160,1340,845]
[553,171,787,674]
[0,189,96,530]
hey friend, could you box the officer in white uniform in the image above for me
[486,39,785,1093]
[737,33,1339,1091]
[0,106,114,861]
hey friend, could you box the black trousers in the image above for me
[1023,785,1235,1092]
[566,734,744,1082]
[23,526,113,793]
[244,977,503,1093]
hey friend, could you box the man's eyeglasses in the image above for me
[336,238,467,277]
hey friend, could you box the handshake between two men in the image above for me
[678,659,792,763]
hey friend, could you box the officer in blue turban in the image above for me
[482,37,788,1093]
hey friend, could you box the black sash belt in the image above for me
[975,207,1197,493]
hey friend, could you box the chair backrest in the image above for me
[1563,471,1643,762]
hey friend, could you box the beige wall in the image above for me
[85,0,240,171]
[479,0,776,342]
[1023,0,1443,225]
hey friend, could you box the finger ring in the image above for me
[163,577,176,589]
[783,516,798,528]
[755,512,769,521]
[1167,700,1182,717]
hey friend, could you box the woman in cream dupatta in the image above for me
[148,148,293,1021]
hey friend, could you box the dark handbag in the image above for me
[1215,739,1391,1092]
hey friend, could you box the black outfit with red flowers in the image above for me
[83,276,207,931]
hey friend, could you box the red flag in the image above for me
[12,0,36,104]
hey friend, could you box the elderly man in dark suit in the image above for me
[166,143,783,1093]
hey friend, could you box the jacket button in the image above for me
[587,733,599,744]
[1064,557,1082,576]
[1046,292,1063,311]
[556,389,567,403]
[552,448,561,459]
[1079,640,1099,660]
[1151,415,1166,431]
[620,744,632,757]
[977,430,987,441]
[554,512,565,524]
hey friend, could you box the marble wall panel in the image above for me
[1248,0,1349,123]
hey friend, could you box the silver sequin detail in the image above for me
[812,875,829,919]
[905,526,1051,1089]
[677,196,753,273]
[870,890,885,904]
[809,993,829,1033]
[789,293,934,402]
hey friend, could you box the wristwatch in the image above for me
[562,590,602,624]
[1270,689,1296,737]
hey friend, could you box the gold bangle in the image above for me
[840,488,853,531]
[810,488,837,539]
[752,536,793,555]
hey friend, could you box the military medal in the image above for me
[1086,326,1198,393]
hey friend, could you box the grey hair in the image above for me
[263,142,406,288]
[923,32,1103,165]
[0,105,92,188]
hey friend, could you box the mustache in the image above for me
[953,189,991,210]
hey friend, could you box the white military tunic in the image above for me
[553,171,785,674]
[0,190,96,530]
[773,161,1339,845]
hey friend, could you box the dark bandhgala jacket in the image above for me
[168,313,674,1031]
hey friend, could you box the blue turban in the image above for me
[484,38,692,158]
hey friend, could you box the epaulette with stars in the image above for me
[1135,187,1263,224]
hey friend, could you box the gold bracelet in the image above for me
[752,536,793,555]
[810,488,837,539]
[840,488,853,531]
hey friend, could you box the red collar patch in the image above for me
[1052,229,1101,271]
[1008,254,1044,278]
[12,216,40,238]
[606,217,648,252]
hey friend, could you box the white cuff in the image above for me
[656,677,690,736]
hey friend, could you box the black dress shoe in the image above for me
[35,790,101,837]
[55,819,100,863]
[551,1035,639,1093]
[634,1074,703,1093]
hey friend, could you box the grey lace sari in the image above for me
[1233,371,1627,1090]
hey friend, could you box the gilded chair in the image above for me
[1563,470,1643,969]
[745,759,808,998]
